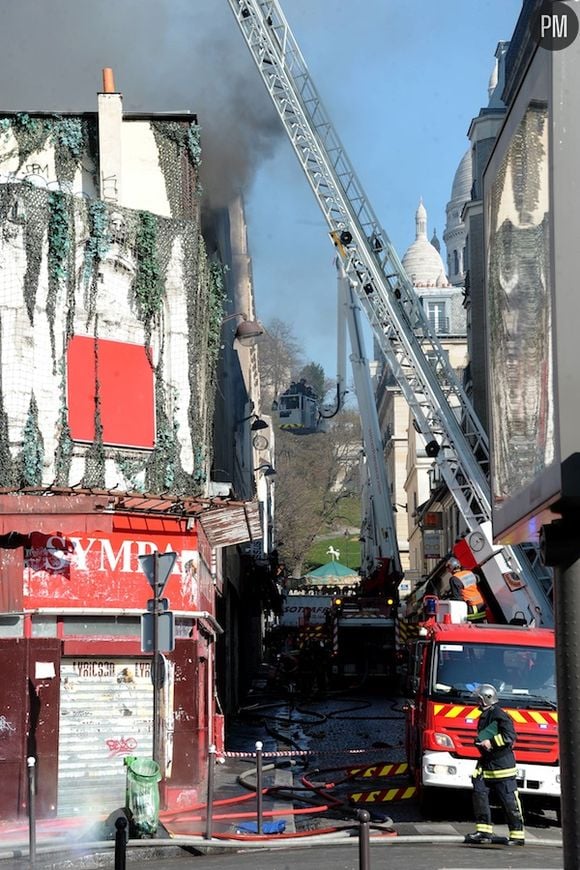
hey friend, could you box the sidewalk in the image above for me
[0,682,300,865]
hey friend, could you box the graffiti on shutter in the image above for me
[58,658,155,817]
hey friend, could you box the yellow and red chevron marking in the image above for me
[349,785,417,804]
[505,708,558,725]
[432,703,558,725]
[433,703,481,720]
[347,762,409,779]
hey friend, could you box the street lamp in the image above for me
[222,312,265,346]
[238,413,269,431]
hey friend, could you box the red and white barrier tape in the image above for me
[222,747,394,759]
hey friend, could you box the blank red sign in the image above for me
[67,336,155,448]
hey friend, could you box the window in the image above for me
[425,301,448,334]
[453,250,459,274]
[431,643,556,707]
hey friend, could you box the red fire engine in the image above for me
[404,600,559,816]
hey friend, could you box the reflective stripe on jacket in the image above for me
[452,570,484,608]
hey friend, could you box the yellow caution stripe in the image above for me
[349,786,417,804]
[432,704,557,725]
[347,762,409,779]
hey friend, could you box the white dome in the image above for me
[402,201,450,288]
[451,150,472,205]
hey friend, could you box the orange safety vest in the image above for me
[455,570,485,609]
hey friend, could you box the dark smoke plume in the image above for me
[0,0,282,206]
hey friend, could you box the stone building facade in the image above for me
[0,80,268,820]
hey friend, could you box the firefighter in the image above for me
[446,556,487,622]
[464,684,525,847]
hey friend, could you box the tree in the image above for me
[274,411,362,577]
[258,318,303,409]
[298,362,325,400]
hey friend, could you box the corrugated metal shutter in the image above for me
[58,658,153,817]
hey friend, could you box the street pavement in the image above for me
[0,676,563,868]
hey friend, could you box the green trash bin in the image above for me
[124,756,161,838]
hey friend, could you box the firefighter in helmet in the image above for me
[465,684,525,847]
[446,556,487,623]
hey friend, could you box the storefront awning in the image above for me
[0,487,262,544]
[197,502,262,548]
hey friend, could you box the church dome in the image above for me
[402,200,450,288]
[451,149,472,205]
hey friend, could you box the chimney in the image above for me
[97,67,123,203]
[102,68,116,93]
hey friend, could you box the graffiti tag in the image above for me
[106,736,137,757]
[0,715,16,735]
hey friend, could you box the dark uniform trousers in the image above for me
[472,770,525,837]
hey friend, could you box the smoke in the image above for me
[0,0,283,206]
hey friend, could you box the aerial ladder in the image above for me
[337,262,403,595]
[227,0,553,627]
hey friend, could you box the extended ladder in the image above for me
[227,0,553,624]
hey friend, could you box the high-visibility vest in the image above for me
[455,570,485,609]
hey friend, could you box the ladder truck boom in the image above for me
[338,264,402,586]
[227,0,553,626]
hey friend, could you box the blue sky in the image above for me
[0,0,522,379]
[242,0,523,378]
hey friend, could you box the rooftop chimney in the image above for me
[102,67,116,94]
[98,68,122,203]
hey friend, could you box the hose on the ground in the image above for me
[160,751,401,842]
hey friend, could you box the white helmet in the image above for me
[475,684,498,708]
[446,556,461,574]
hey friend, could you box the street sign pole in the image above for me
[152,551,160,769]
[138,549,177,772]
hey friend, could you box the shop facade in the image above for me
[0,494,261,820]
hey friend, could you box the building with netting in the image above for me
[0,76,268,821]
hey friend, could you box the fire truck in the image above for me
[405,599,559,815]
[329,592,396,684]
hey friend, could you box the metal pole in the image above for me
[541,518,580,869]
[356,809,371,870]
[255,741,263,834]
[27,756,36,869]
[555,551,580,867]
[204,744,216,840]
[114,816,127,870]
[152,551,160,768]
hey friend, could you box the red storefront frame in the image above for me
[0,497,218,819]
